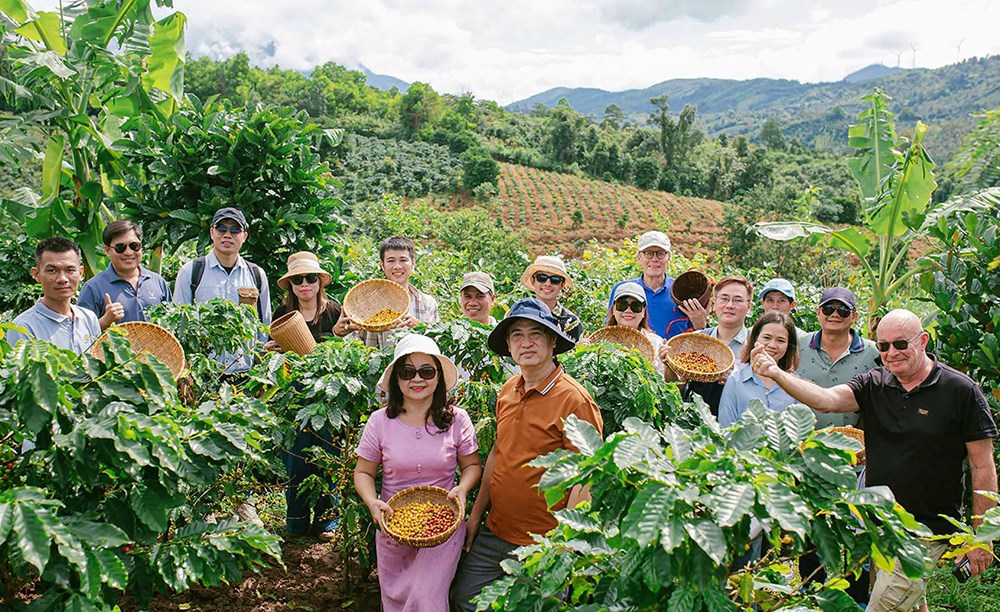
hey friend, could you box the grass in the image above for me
[927,563,1000,611]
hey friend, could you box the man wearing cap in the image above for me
[6,237,100,355]
[795,287,878,430]
[173,207,272,374]
[609,230,707,340]
[759,278,806,338]
[750,309,997,611]
[521,255,583,342]
[79,220,172,330]
[451,298,603,610]
[667,276,752,416]
[459,272,497,326]
[350,236,439,348]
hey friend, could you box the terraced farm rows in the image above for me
[444,163,726,257]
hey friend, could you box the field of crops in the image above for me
[443,163,726,257]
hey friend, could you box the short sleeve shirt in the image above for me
[487,365,604,546]
[355,406,478,501]
[795,329,879,429]
[78,265,172,323]
[846,357,997,534]
[6,300,101,355]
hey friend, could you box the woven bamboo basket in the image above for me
[664,332,734,383]
[269,310,316,356]
[343,279,409,332]
[589,326,656,364]
[383,485,461,548]
[671,270,713,308]
[89,322,186,379]
[831,426,866,465]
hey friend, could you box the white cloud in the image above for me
[31,0,1000,103]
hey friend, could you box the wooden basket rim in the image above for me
[664,332,734,383]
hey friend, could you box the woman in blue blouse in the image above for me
[718,312,801,427]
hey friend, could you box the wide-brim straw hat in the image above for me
[377,334,460,392]
[277,251,333,290]
[488,297,576,357]
[519,255,574,291]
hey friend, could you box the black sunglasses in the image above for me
[820,303,854,318]
[614,299,645,313]
[399,365,439,381]
[876,331,923,353]
[111,241,142,254]
[533,273,564,286]
[289,273,319,285]
[214,223,244,235]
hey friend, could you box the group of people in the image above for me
[3,211,997,611]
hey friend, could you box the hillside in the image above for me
[442,163,725,258]
[508,55,1000,159]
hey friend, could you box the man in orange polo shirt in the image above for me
[450,298,604,611]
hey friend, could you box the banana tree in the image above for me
[751,89,937,336]
[0,0,186,276]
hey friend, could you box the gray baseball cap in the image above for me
[211,207,249,230]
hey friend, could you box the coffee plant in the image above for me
[477,403,931,611]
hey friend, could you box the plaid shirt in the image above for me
[356,285,439,348]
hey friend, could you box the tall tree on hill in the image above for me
[399,82,443,138]
[602,104,625,130]
[546,98,587,166]
[648,95,675,157]
[760,117,786,150]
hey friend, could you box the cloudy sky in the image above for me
[160,0,998,104]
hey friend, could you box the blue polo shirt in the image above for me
[609,276,692,339]
[718,364,800,427]
[5,300,101,355]
[78,265,172,324]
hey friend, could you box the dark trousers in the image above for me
[282,427,335,534]
[450,523,519,612]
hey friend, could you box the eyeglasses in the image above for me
[716,296,748,306]
[820,303,855,318]
[641,250,668,260]
[614,299,645,313]
[110,241,142,254]
[399,365,439,381]
[533,273,564,286]
[876,331,923,353]
[214,223,244,235]
[289,273,319,285]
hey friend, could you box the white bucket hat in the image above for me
[519,255,574,291]
[377,334,459,392]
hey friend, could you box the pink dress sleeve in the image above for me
[453,407,479,456]
[355,409,385,463]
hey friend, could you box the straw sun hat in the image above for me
[519,255,574,291]
[277,252,332,290]
[377,334,460,392]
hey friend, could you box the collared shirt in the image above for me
[357,284,440,349]
[486,364,604,546]
[551,302,583,342]
[796,329,879,429]
[609,276,692,340]
[847,356,997,534]
[718,364,800,427]
[78,264,172,324]
[683,325,747,416]
[173,251,272,373]
[6,300,101,355]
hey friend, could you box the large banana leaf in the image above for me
[847,90,898,206]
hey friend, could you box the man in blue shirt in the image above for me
[79,220,172,330]
[609,230,706,340]
[173,207,272,375]
[6,237,100,355]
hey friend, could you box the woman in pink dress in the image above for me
[354,334,482,611]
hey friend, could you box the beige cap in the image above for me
[277,252,332,290]
[519,255,574,291]
[637,231,672,253]
[460,271,495,294]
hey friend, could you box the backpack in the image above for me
[189,256,265,321]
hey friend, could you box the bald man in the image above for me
[750,309,997,612]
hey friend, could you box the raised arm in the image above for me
[750,343,860,413]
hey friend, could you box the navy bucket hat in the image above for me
[487,298,576,357]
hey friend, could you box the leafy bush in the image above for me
[116,99,346,283]
[478,404,931,611]
[462,147,501,191]
[336,134,461,203]
[0,337,281,609]
[0,232,40,315]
